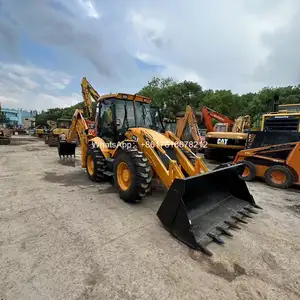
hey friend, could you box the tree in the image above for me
[34,77,300,127]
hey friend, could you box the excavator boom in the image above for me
[58,108,95,164]
[81,77,101,120]
[202,106,234,132]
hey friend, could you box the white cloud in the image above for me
[0,63,80,110]
[77,0,100,19]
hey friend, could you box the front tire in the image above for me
[114,149,152,203]
[239,160,256,181]
[86,145,107,182]
[264,165,293,189]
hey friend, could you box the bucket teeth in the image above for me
[232,216,248,224]
[199,245,213,256]
[224,220,241,229]
[253,204,263,210]
[207,233,225,245]
[217,226,233,237]
[245,207,258,214]
[238,211,253,218]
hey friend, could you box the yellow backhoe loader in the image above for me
[48,118,72,147]
[57,79,261,256]
[0,102,12,145]
[35,125,46,138]
[0,127,11,145]
[44,120,57,144]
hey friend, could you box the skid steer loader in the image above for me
[58,84,261,255]
[215,131,300,189]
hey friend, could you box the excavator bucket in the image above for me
[157,164,261,256]
[58,142,76,158]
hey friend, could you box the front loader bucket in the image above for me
[58,142,76,157]
[157,164,262,256]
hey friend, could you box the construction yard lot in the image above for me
[1,136,300,300]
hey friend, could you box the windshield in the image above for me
[278,104,300,112]
[115,100,135,131]
[150,107,164,131]
[57,121,71,128]
[165,122,176,132]
[215,123,227,132]
[135,102,153,128]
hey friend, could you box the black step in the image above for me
[103,171,114,177]
[105,158,114,169]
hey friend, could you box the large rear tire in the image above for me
[86,145,107,182]
[48,135,58,147]
[264,165,293,189]
[114,149,152,203]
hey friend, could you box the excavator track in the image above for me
[0,138,10,145]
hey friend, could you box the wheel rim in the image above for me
[270,170,286,185]
[242,166,250,177]
[87,155,95,175]
[117,161,131,191]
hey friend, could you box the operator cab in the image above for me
[96,94,161,144]
[214,123,230,132]
[57,119,72,129]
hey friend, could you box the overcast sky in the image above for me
[0,0,299,110]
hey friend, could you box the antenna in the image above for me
[273,94,279,112]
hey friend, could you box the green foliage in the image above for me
[139,77,300,127]
[35,102,97,126]
[35,77,300,127]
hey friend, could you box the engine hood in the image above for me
[127,128,175,146]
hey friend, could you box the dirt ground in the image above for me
[0,136,300,300]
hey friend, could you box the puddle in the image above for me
[43,171,92,187]
[289,204,300,214]
[25,147,47,152]
[98,185,116,194]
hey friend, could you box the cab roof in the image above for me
[99,93,151,104]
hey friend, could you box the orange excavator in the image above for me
[201,107,251,160]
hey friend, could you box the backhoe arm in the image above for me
[58,109,95,166]
[81,77,101,120]
[232,115,251,132]
[202,106,234,132]
[186,105,201,143]
[175,111,188,138]
[47,120,57,130]
[175,105,202,144]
